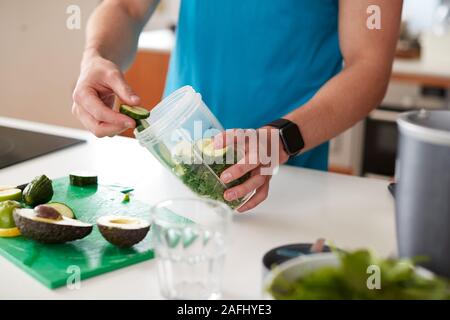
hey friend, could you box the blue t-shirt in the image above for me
[164,0,342,170]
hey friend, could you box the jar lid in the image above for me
[135,86,200,143]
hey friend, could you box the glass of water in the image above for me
[151,198,233,300]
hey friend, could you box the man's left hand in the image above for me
[213,127,290,212]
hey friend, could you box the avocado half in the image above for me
[97,215,150,248]
[13,208,93,244]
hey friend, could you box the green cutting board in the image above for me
[0,177,168,289]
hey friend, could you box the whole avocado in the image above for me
[22,175,54,207]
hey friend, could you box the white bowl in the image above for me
[262,253,338,299]
[262,252,436,299]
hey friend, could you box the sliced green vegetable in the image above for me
[155,142,175,168]
[0,188,22,202]
[45,202,75,219]
[119,104,150,120]
[173,164,186,177]
[136,119,150,132]
[122,193,130,203]
[22,175,53,207]
[173,140,194,163]
[196,138,229,158]
[69,171,98,187]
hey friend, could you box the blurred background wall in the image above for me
[0,0,178,129]
[0,0,99,128]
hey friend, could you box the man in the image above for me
[72,0,403,212]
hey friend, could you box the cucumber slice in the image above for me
[154,142,175,168]
[196,138,229,158]
[0,188,22,202]
[173,164,186,177]
[69,171,98,187]
[136,119,150,132]
[46,202,76,219]
[119,105,150,120]
[173,140,194,163]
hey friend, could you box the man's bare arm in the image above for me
[84,0,158,69]
[285,0,403,152]
[73,0,158,137]
[216,0,402,212]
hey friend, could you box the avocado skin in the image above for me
[13,211,92,244]
[22,175,54,207]
[98,225,150,248]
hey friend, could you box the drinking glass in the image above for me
[151,198,232,299]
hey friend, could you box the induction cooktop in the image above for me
[0,126,85,169]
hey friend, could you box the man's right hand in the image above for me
[72,52,141,137]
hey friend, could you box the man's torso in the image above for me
[165,0,343,170]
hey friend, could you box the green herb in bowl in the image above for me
[267,249,450,300]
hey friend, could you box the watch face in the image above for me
[280,123,304,155]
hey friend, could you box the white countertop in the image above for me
[0,117,396,299]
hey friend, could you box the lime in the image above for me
[0,188,22,202]
[0,227,21,238]
[0,200,21,229]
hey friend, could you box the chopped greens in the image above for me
[268,249,450,300]
[176,162,250,209]
[169,139,250,209]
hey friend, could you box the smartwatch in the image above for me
[265,118,304,157]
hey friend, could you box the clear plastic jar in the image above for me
[135,86,254,209]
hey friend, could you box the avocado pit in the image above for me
[35,205,62,221]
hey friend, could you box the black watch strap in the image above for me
[266,118,292,129]
[265,118,304,157]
